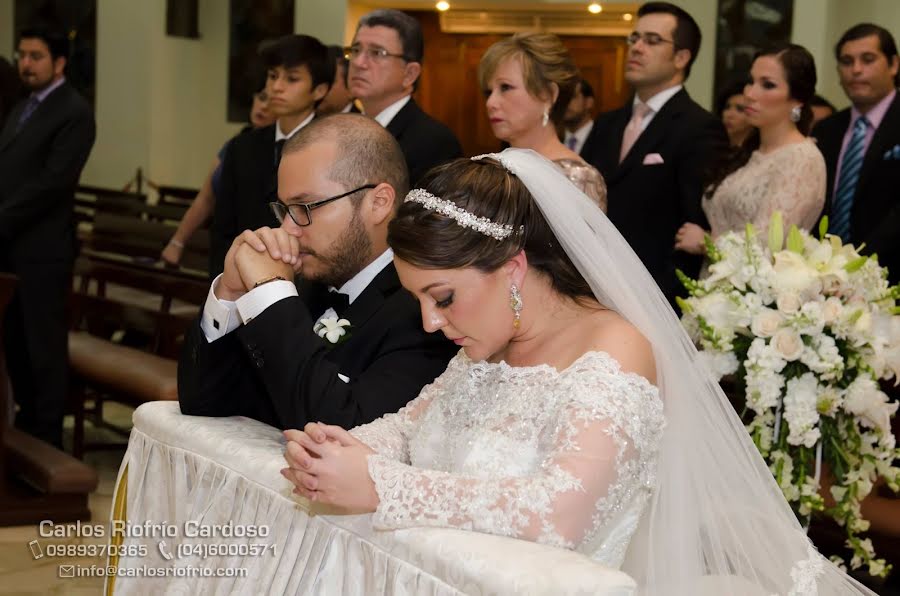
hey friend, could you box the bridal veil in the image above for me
[473,148,874,595]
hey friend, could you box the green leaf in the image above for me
[819,216,829,240]
[676,269,700,295]
[768,211,784,253]
[676,296,692,314]
[745,222,756,243]
[786,225,804,253]
[704,234,721,262]
[844,256,869,273]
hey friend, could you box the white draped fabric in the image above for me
[107,401,638,595]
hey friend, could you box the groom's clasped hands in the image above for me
[217,227,303,301]
[281,424,380,513]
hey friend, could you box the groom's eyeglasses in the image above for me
[270,184,377,227]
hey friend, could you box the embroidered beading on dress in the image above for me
[350,350,665,568]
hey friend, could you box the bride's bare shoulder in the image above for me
[584,310,657,385]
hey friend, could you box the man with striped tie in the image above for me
[813,24,900,284]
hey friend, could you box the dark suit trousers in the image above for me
[3,261,71,447]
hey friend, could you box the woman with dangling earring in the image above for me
[479,32,608,211]
[674,43,826,258]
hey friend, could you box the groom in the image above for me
[178,114,456,429]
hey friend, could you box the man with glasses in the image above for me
[179,114,456,430]
[346,9,461,185]
[581,2,726,305]
[0,26,95,448]
[209,34,333,277]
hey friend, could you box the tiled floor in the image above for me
[0,403,132,595]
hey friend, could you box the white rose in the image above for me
[751,309,783,338]
[776,292,802,314]
[820,273,845,296]
[821,297,843,324]
[771,329,804,361]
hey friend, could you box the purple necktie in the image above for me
[16,96,40,132]
[566,135,577,150]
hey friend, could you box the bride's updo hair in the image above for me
[388,157,595,303]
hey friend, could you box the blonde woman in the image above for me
[479,33,607,210]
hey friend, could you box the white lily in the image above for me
[314,317,351,344]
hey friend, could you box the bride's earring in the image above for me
[542,108,549,127]
[790,105,802,123]
[509,284,523,329]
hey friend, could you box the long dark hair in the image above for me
[388,158,595,304]
[705,43,817,197]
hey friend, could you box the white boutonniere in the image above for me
[314,317,352,344]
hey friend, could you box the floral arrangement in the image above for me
[678,212,900,576]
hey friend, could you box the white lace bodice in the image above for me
[351,350,665,568]
[703,138,826,238]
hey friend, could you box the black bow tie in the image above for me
[321,290,350,315]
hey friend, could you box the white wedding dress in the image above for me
[351,349,665,569]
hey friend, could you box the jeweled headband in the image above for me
[403,188,517,241]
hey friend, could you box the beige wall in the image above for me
[0,0,12,58]
[1,0,346,189]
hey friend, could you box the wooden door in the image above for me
[411,11,631,157]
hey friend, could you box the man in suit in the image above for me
[581,2,727,304]
[562,79,595,156]
[347,9,462,185]
[210,35,333,278]
[179,114,456,430]
[812,24,900,284]
[0,27,95,447]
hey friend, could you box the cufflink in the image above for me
[213,319,220,330]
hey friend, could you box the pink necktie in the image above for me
[619,102,651,162]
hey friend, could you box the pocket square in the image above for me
[883,144,900,160]
[642,153,664,165]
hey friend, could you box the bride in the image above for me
[280,148,874,595]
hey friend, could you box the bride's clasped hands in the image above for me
[281,423,379,513]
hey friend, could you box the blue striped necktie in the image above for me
[830,116,869,242]
[15,96,40,133]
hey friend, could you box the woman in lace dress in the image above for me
[281,150,874,594]
[478,32,607,211]
[283,156,660,565]
[675,44,826,256]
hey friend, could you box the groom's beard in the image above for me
[302,209,372,288]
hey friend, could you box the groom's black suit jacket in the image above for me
[581,89,727,304]
[178,263,457,430]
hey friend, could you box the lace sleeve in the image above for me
[349,353,462,461]
[755,141,827,234]
[367,367,664,550]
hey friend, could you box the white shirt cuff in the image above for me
[235,279,298,324]
[201,275,241,342]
